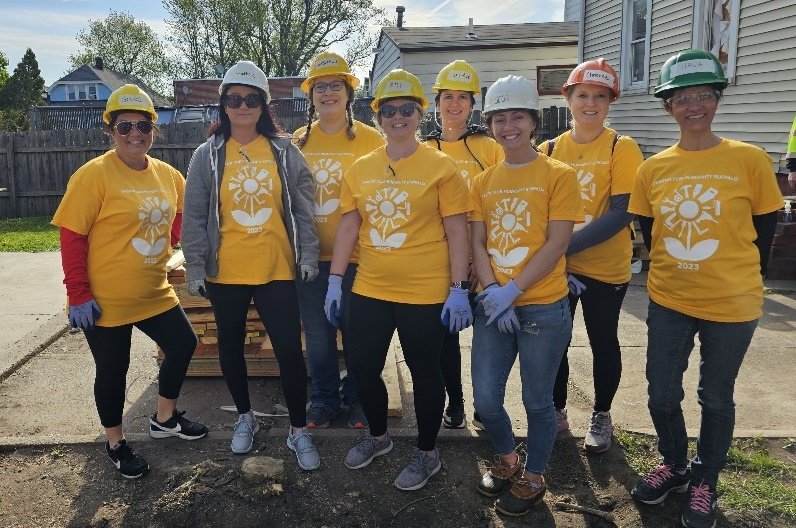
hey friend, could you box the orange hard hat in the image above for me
[561,58,620,101]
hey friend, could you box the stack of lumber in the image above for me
[767,206,796,280]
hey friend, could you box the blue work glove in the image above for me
[440,287,473,333]
[68,299,101,330]
[187,279,207,298]
[324,274,343,328]
[567,274,587,296]
[474,280,523,325]
[496,307,521,334]
[300,264,319,283]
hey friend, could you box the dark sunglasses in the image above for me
[379,102,420,119]
[313,80,345,93]
[223,93,263,109]
[113,120,153,136]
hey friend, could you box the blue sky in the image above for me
[0,0,566,86]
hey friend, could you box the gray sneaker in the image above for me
[584,411,613,453]
[394,448,441,491]
[287,427,321,470]
[231,412,260,454]
[344,434,393,469]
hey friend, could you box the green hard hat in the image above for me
[654,49,728,99]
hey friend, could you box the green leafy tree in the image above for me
[0,49,45,131]
[0,51,9,91]
[68,11,172,94]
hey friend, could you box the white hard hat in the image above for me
[483,75,539,116]
[219,61,271,103]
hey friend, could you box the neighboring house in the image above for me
[577,0,796,172]
[370,13,579,112]
[173,77,307,106]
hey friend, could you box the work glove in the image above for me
[68,299,101,330]
[496,307,521,334]
[187,279,207,298]
[475,280,523,326]
[300,264,319,283]
[440,287,473,333]
[324,274,343,328]
[567,274,587,296]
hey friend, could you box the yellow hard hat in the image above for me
[103,84,157,124]
[371,69,428,111]
[301,51,360,93]
[433,60,480,94]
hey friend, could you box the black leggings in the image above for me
[440,292,476,405]
[553,274,628,412]
[84,305,197,428]
[348,293,446,451]
[206,280,307,428]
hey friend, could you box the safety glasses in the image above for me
[113,120,153,136]
[379,102,420,119]
[668,90,719,108]
[313,80,345,93]
[223,93,263,109]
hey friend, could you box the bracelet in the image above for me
[329,273,344,278]
[483,282,498,289]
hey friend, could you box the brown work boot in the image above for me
[477,453,523,497]
[494,475,546,516]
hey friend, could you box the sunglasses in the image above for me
[223,93,263,109]
[313,80,345,93]
[113,120,153,136]
[379,102,420,119]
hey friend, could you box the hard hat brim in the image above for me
[301,73,360,94]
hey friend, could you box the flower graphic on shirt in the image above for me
[660,183,720,261]
[312,158,343,216]
[365,187,410,248]
[229,166,273,227]
[131,196,171,257]
[487,197,531,267]
[574,169,596,231]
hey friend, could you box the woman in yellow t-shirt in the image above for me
[181,62,321,470]
[469,76,583,516]
[539,59,644,453]
[51,84,207,480]
[423,60,502,431]
[292,51,384,430]
[628,50,783,528]
[324,69,472,491]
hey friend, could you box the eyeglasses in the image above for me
[113,120,153,136]
[313,80,345,93]
[223,93,263,109]
[379,102,420,119]
[668,90,718,108]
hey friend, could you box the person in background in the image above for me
[540,58,644,453]
[52,84,207,479]
[293,51,385,430]
[325,69,472,491]
[181,61,321,470]
[787,115,795,190]
[628,50,782,528]
[469,75,583,516]
[423,59,502,430]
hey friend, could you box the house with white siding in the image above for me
[576,0,796,172]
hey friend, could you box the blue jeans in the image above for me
[646,300,757,487]
[471,297,571,475]
[296,261,359,412]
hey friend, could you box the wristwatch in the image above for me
[451,281,471,290]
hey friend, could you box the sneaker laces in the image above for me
[173,410,192,427]
[290,428,316,454]
[643,464,675,488]
[406,450,429,474]
[689,481,715,514]
[233,415,255,438]
[589,412,611,436]
[112,441,135,462]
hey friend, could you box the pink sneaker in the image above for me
[556,408,569,433]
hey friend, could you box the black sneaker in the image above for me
[631,464,690,505]
[149,410,208,440]
[681,480,718,528]
[472,411,485,431]
[105,440,149,479]
[443,400,465,429]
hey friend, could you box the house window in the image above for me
[621,0,651,92]
[537,66,576,96]
[66,83,99,101]
[692,0,739,80]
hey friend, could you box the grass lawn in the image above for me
[0,217,60,252]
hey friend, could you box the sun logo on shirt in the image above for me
[660,183,720,261]
[312,158,343,215]
[131,196,171,257]
[229,166,274,226]
[487,197,531,267]
[365,187,410,248]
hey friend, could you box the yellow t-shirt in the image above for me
[341,143,472,304]
[628,139,784,322]
[470,156,584,305]
[540,129,643,284]
[293,120,384,261]
[51,150,183,327]
[427,134,503,190]
[212,136,294,284]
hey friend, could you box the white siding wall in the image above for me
[371,36,402,91]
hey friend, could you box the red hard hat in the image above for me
[561,58,620,102]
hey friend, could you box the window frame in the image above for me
[620,0,652,94]
[536,65,578,96]
[691,0,740,82]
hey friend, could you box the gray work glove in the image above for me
[567,274,587,296]
[300,264,319,283]
[187,279,207,298]
[68,299,101,330]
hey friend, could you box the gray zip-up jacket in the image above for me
[181,134,319,282]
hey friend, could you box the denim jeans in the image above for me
[471,296,571,475]
[646,300,757,487]
[296,261,359,413]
